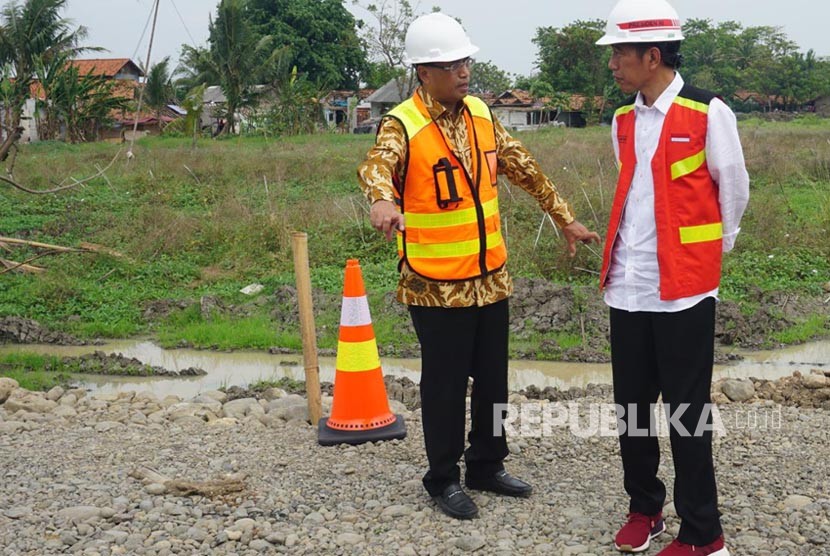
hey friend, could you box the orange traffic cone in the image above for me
[318,259,407,446]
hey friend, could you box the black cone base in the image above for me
[317,415,407,446]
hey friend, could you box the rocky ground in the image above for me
[1,374,829,556]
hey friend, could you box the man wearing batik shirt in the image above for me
[357,12,600,520]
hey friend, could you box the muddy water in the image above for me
[0,340,827,400]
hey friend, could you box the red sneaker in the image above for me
[656,535,729,556]
[615,512,666,552]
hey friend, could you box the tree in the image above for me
[206,0,268,134]
[355,0,420,99]
[0,0,88,159]
[812,58,830,99]
[681,19,766,102]
[469,60,512,95]
[533,19,611,96]
[164,83,206,147]
[514,74,551,97]
[248,0,366,89]
[262,62,323,136]
[32,49,68,140]
[144,56,175,131]
[29,51,128,142]
[176,44,219,95]
[772,50,823,110]
[678,20,819,110]
[47,64,127,142]
[362,60,404,89]
[745,26,800,111]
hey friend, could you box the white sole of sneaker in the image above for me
[709,549,730,556]
[615,522,667,553]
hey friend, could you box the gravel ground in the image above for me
[0,381,828,556]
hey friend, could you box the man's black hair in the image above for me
[634,41,684,69]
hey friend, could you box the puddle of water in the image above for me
[0,339,827,400]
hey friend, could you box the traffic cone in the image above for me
[317,259,407,446]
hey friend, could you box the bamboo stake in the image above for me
[580,314,586,346]
[291,232,323,426]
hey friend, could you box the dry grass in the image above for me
[5,121,829,294]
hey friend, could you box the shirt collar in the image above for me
[417,86,464,120]
[635,72,684,114]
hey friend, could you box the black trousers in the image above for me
[610,297,722,546]
[409,299,510,497]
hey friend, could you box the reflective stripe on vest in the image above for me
[386,92,506,281]
[600,86,724,300]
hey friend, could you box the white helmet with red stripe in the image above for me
[596,0,684,45]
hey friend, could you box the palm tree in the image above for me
[207,0,272,134]
[144,56,174,131]
[48,64,127,142]
[0,0,88,158]
[176,45,219,94]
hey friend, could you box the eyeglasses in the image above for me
[423,58,474,72]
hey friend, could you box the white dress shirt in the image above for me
[604,73,750,313]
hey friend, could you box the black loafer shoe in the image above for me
[466,470,533,498]
[432,482,479,520]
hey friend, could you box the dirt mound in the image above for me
[0,317,86,346]
[59,351,206,377]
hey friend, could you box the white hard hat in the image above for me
[596,0,684,45]
[404,12,479,65]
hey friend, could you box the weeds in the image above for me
[771,314,830,346]
[0,353,73,391]
[1,122,828,350]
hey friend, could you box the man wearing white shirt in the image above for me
[596,1,749,555]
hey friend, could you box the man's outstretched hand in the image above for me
[370,200,405,241]
[562,220,601,257]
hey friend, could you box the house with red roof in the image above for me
[14,58,179,142]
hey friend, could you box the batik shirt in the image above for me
[357,87,575,307]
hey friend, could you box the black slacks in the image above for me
[409,299,510,497]
[610,297,722,546]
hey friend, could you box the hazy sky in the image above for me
[63,0,829,77]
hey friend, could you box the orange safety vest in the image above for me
[600,84,723,301]
[385,91,506,281]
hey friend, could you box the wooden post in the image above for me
[291,232,323,425]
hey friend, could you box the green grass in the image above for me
[511,330,590,359]
[157,311,281,350]
[0,353,73,391]
[721,248,830,301]
[1,122,828,351]
[771,314,830,345]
